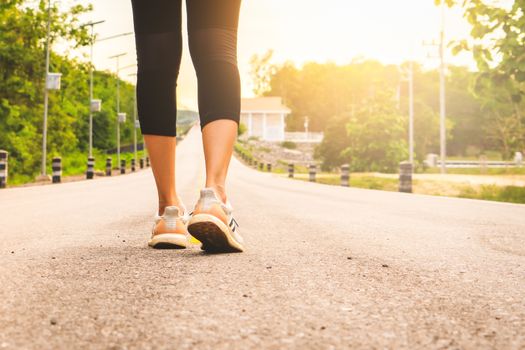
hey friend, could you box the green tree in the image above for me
[341,91,408,173]
[249,49,276,96]
[444,0,525,157]
[0,0,137,181]
[314,114,352,170]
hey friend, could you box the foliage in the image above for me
[443,0,525,158]
[280,141,297,149]
[459,184,525,204]
[314,114,351,170]
[249,50,276,96]
[254,53,523,169]
[238,122,247,136]
[0,0,137,182]
[341,92,408,172]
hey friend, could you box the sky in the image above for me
[73,0,477,110]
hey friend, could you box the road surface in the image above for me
[1,126,524,349]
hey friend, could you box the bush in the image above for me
[281,141,297,149]
[238,123,247,136]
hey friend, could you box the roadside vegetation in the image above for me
[242,0,525,204]
[0,1,198,186]
[250,1,525,174]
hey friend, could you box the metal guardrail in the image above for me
[434,160,520,168]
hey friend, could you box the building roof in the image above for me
[241,97,291,113]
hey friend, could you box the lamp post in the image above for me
[128,72,138,164]
[408,61,415,164]
[304,116,309,141]
[81,20,105,158]
[40,0,52,178]
[423,1,448,174]
[439,0,447,174]
[109,53,127,167]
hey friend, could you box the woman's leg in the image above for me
[144,135,178,215]
[201,120,237,203]
[187,0,242,204]
[131,0,183,215]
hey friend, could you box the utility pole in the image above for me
[423,1,447,173]
[439,0,447,174]
[408,61,415,164]
[304,116,309,141]
[40,0,52,177]
[399,62,415,164]
[82,20,105,158]
[128,73,138,164]
[109,53,127,167]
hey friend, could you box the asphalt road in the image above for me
[1,126,524,349]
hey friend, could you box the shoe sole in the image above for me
[188,214,244,253]
[148,233,188,249]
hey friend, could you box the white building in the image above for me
[240,97,291,142]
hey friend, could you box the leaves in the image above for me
[0,1,137,179]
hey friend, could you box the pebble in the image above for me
[50,318,57,326]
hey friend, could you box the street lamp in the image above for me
[439,0,447,174]
[40,0,62,179]
[400,62,415,164]
[80,20,105,159]
[304,116,309,141]
[109,52,127,167]
[424,1,448,174]
[128,72,138,164]
[423,0,447,174]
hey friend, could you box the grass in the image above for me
[422,167,525,175]
[233,147,525,205]
[281,141,297,149]
[56,149,147,177]
[8,149,147,186]
[458,185,525,204]
[293,173,399,191]
[273,169,525,204]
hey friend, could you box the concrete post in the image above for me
[309,164,316,182]
[399,161,413,193]
[120,159,126,174]
[341,164,350,187]
[515,151,523,167]
[146,157,150,167]
[131,158,136,172]
[105,157,112,176]
[267,163,272,172]
[479,155,487,174]
[52,157,62,184]
[86,156,95,179]
[259,162,264,171]
[140,158,144,169]
[288,163,294,178]
[0,150,7,188]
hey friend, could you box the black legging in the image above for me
[131,0,242,136]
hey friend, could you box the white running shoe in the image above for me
[148,203,190,249]
[187,188,244,253]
